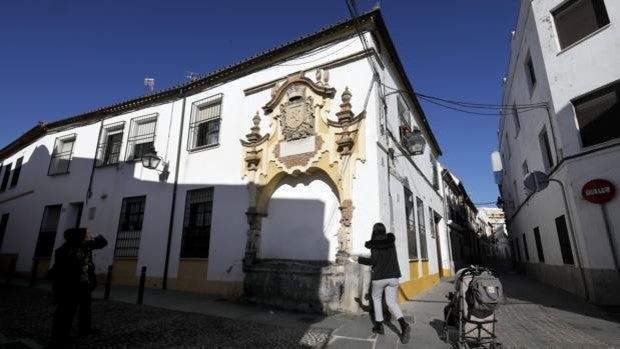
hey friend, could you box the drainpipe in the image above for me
[85,119,105,205]
[162,91,187,290]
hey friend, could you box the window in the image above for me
[34,205,62,258]
[573,81,620,147]
[512,103,521,134]
[96,122,125,167]
[9,157,23,188]
[0,213,8,250]
[428,208,437,239]
[126,114,157,161]
[522,234,530,262]
[404,187,417,260]
[430,153,439,190]
[525,55,537,93]
[180,188,214,258]
[553,0,610,49]
[555,215,575,264]
[114,196,146,257]
[522,161,529,176]
[504,134,511,159]
[539,127,554,172]
[189,94,222,150]
[417,197,428,259]
[533,227,545,263]
[397,97,413,143]
[0,163,12,192]
[49,135,76,175]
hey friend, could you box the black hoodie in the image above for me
[358,233,402,280]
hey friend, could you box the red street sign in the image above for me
[581,179,615,204]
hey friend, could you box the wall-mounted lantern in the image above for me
[141,149,169,181]
[401,127,426,155]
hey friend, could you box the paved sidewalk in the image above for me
[3,271,620,348]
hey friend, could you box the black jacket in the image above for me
[51,235,108,302]
[358,233,402,280]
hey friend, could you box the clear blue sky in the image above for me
[0,0,518,204]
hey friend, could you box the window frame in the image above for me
[416,197,428,260]
[114,195,146,258]
[539,127,555,172]
[512,103,521,135]
[48,134,76,176]
[180,187,215,259]
[125,114,158,161]
[96,121,126,167]
[533,227,545,263]
[0,163,12,192]
[33,204,62,259]
[524,54,537,95]
[552,0,610,50]
[572,80,620,148]
[187,94,223,152]
[404,187,418,260]
[9,157,22,189]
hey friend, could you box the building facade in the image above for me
[499,0,620,304]
[0,10,454,312]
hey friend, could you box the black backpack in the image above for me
[465,271,502,318]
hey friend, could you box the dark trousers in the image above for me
[51,283,92,342]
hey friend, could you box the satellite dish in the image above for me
[524,171,549,192]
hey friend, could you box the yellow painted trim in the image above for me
[398,260,440,303]
[112,258,139,286]
[442,268,453,277]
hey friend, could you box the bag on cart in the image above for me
[465,271,502,318]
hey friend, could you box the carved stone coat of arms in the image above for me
[279,93,315,141]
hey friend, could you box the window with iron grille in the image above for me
[417,197,428,259]
[180,187,214,258]
[49,134,76,175]
[0,213,9,251]
[188,94,222,151]
[9,157,22,188]
[539,127,554,172]
[1,163,12,192]
[553,0,609,49]
[34,205,62,258]
[96,122,125,167]
[404,187,417,260]
[126,114,157,161]
[114,196,146,257]
[428,208,438,239]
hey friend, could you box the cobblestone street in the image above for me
[2,270,619,349]
[0,285,330,349]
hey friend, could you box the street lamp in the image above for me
[401,127,426,155]
[141,149,169,181]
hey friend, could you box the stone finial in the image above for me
[341,87,351,104]
[336,87,354,124]
[315,69,322,83]
[245,111,262,143]
[323,69,330,86]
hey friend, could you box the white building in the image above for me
[0,10,453,312]
[499,0,620,304]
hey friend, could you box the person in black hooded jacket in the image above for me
[352,222,411,343]
[49,228,107,348]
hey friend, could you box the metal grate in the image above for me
[180,187,214,258]
[404,187,417,260]
[126,114,157,161]
[417,197,428,260]
[114,196,146,257]
[188,94,222,151]
[48,134,76,175]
